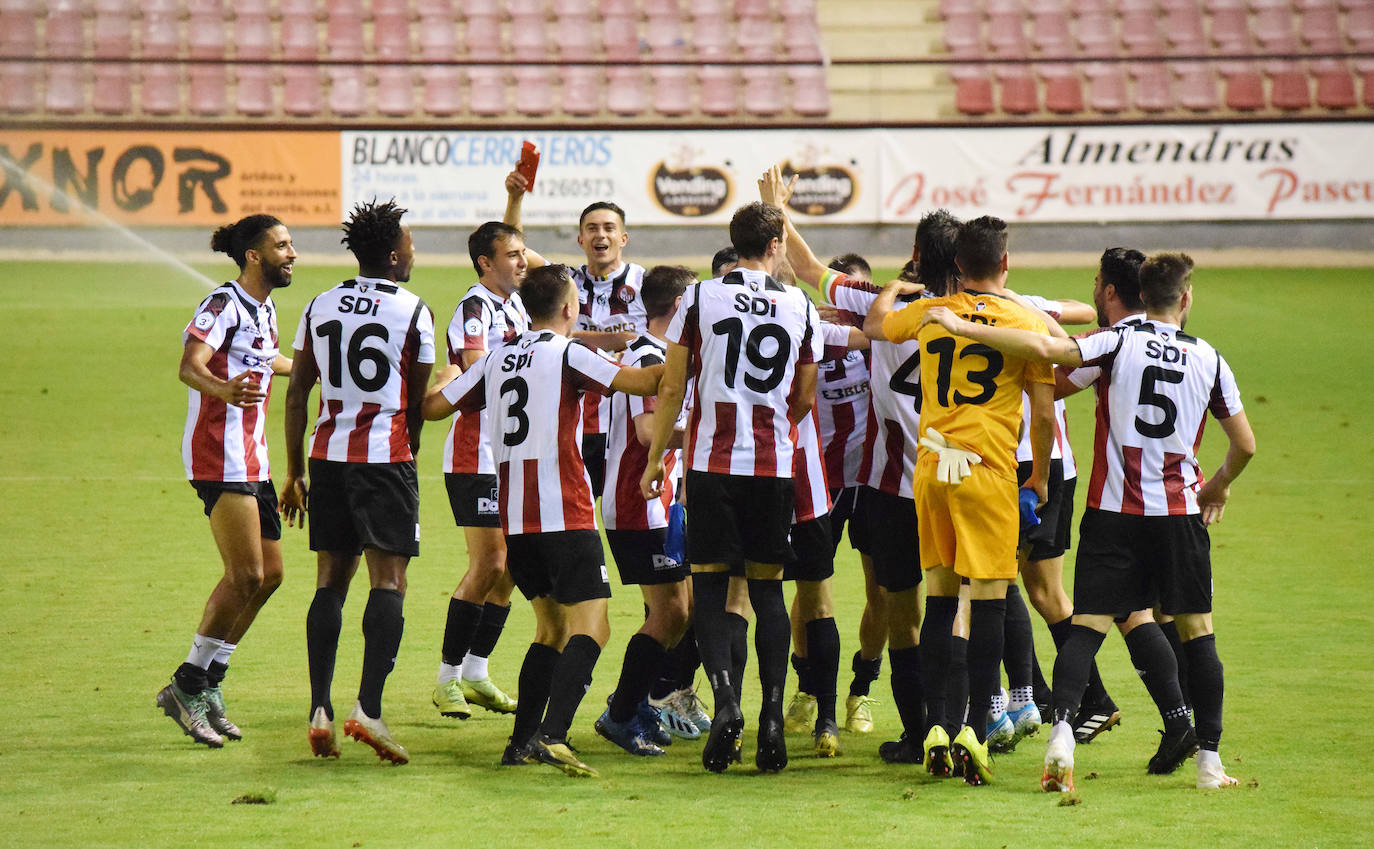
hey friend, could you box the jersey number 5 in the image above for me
[315,320,391,391]
[1134,365,1183,437]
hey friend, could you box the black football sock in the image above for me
[674,623,702,690]
[1002,586,1035,691]
[1160,619,1192,710]
[1124,622,1191,731]
[357,588,404,719]
[748,578,790,719]
[305,586,345,720]
[967,599,1007,742]
[849,651,882,698]
[690,571,737,710]
[206,660,228,688]
[887,645,925,738]
[609,633,668,723]
[919,595,958,734]
[1050,625,1107,726]
[440,598,483,668]
[805,617,841,726]
[1051,615,1112,710]
[1031,651,1052,708]
[511,642,559,746]
[946,636,969,734]
[791,652,814,696]
[539,634,602,742]
[727,612,750,706]
[469,602,511,660]
[1182,634,1224,751]
[173,662,209,695]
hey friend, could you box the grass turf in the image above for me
[1,259,1372,848]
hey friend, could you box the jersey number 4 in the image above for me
[315,321,391,391]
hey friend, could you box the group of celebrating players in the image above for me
[158,161,1255,792]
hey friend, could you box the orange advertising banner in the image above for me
[0,131,340,226]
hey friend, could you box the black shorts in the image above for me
[784,515,835,582]
[307,459,420,557]
[191,479,282,541]
[828,486,868,554]
[857,486,921,593]
[685,471,795,568]
[505,529,613,604]
[582,433,607,499]
[1017,460,1075,561]
[445,472,501,528]
[606,527,690,585]
[1073,508,1212,617]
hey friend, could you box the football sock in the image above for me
[212,641,236,667]
[690,572,737,710]
[1050,615,1112,709]
[919,595,958,734]
[1160,619,1192,710]
[805,617,841,725]
[357,588,404,719]
[791,652,814,696]
[748,578,790,718]
[650,627,695,700]
[1009,685,1035,710]
[305,587,345,720]
[968,598,1007,742]
[1182,634,1224,751]
[175,634,223,692]
[511,642,559,746]
[727,612,750,706]
[947,636,969,732]
[1002,586,1035,691]
[1050,624,1107,726]
[173,662,209,695]
[1031,652,1053,708]
[539,634,601,741]
[609,633,667,724]
[1123,622,1191,730]
[206,660,229,688]
[849,651,882,698]
[674,624,702,690]
[439,598,483,676]
[887,645,925,737]
[464,602,511,676]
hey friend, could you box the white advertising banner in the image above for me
[341,124,1373,227]
[341,129,879,227]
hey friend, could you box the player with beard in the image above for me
[157,215,296,748]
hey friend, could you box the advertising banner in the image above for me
[879,123,1374,223]
[341,129,880,227]
[0,131,340,226]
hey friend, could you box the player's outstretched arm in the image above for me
[862,279,924,341]
[611,363,665,397]
[1196,410,1256,525]
[574,329,636,352]
[422,363,479,420]
[759,164,827,289]
[1053,298,1096,326]
[921,306,1083,365]
[281,348,318,528]
[640,345,687,499]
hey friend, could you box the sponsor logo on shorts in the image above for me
[651,554,681,572]
[414,522,421,541]
[599,563,609,583]
[477,497,499,515]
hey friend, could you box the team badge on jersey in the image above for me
[617,284,636,304]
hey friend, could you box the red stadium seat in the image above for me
[1267,60,1312,109]
[1075,12,1119,58]
[326,7,366,61]
[188,11,229,117]
[738,15,780,60]
[1361,62,1374,108]
[603,13,642,61]
[1253,5,1297,46]
[279,0,322,18]
[374,10,413,57]
[1220,61,1265,109]
[742,66,786,116]
[328,68,368,116]
[1208,3,1252,48]
[602,0,639,17]
[1314,64,1357,107]
[421,66,463,116]
[988,11,1030,57]
[1119,9,1163,54]
[1085,62,1129,112]
[467,67,507,116]
[1299,2,1342,42]
[0,63,39,113]
[607,66,648,115]
[954,74,996,115]
[1163,3,1208,46]
[646,14,689,58]
[998,66,1040,114]
[698,64,740,116]
[375,67,416,117]
[1040,63,1084,113]
[1130,61,1175,111]
[234,66,273,116]
[562,66,602,116]
[507,0,544,18]
[465,15,504,61]
[1346,7,1374,43]
[44,63,84,115]
[415,0,453,17]
[1173,59,1220,110]
[511,12,550,56]
[789,63,831,115]
[92,0,135,116]
[643,0,682,16]
[418,13,458,60]
[651,66,692,115]
[737,0,774,19]
[45,0,86,58]
[559,14,601,60]
[1030,10,1074,56]
[943,12,983,51]
[512,67,554,116]
[691,13,734,57]
[140,65,182,115]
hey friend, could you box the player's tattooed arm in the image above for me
[920,307,1084,365]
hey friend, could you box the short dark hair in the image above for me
[1139,252,1194,312]
[1099,247,1146,311]
[467,221,523,277]
[954,215,1008,282]
[211,214,283,269]
[341,199,407,269]
[710,246,739,277]
[520,264,574,321]
[828,252,871,280]
[579,201,626,228]
[915,209,961,296]
[642,265,694,319]
[729,202,784,260]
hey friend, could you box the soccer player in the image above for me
[423,264,664,778]
[595,264,695,757]
[924,252,1255,792]
[429,220,531,722]
[157,215,295,748]
[640,201,822,774]
[866,215,1055,786]
[282,199,436,765]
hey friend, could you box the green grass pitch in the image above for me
[1,257,1372,848]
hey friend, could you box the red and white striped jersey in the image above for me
[816,320,870,490]
[1072,319,1243,516]
[668,268,822,479]
[442,283,530,475]
[292,277,436,464]
[574,262,648,437]
[1063,313,1146,392]
[603,333,678,531]
[181,280,280,482]
[823,269,923,498]
[1015,294,1076,478]
[440,330,623,535]
[792,407,832,523]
